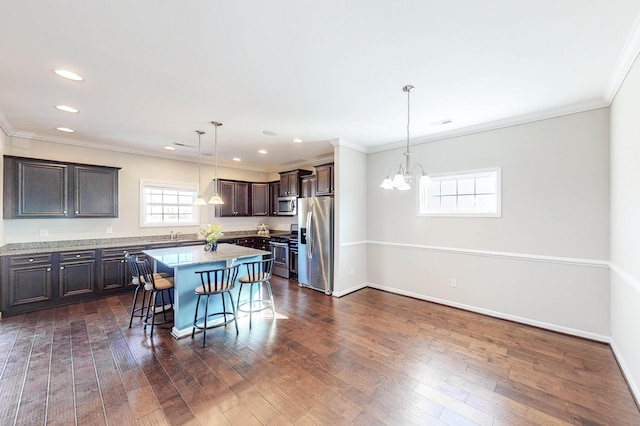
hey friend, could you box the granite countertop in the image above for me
[143,243,269,268]
[0,230,290,256]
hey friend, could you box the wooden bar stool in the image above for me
[192,264,240,347]
[237,257,275,329]
[136,258,174,337]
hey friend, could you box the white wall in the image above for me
[0,128,5,246]
[333,141,368,296]
[367,109,611,340]
[2,136,295,243]
[610,55,640,401]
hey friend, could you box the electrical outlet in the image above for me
[106,227,113,234]
[451,278,457,288]
[39,229,48,237]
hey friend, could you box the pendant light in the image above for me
[208,121,224,205]
[379,85,432,190]
[193,130,207,205]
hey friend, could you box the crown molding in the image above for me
[605,12,640,102]
[0,110,14,136]
[367,99,610,154]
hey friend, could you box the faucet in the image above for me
[174,232,181,241]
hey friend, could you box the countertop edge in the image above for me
[0,230,290,256]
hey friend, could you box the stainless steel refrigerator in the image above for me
[297,197,333,295]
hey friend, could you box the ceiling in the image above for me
[1,1,639,173]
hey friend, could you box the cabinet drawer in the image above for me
[59,250,96,262]
[101,246,146,259]
[9,254,54,266]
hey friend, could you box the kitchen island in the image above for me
[143,243,270,338]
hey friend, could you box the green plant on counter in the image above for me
[199,224,224,244]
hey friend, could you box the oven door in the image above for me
[270,241,290,278]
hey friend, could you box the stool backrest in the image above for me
[124,251,141,285]
[136,258,157,290]
[195,264,240,294]
[243,257,275,283]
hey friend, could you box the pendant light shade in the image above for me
[194,130,207,205]
[379,85,431,190]
[208,121,224,205]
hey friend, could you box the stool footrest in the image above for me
[193,312,237,331]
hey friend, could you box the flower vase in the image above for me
[205,241,218,252]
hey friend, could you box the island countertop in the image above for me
[143,243,270,268]
[142,243,269,338]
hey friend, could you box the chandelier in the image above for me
[379,85,432,190]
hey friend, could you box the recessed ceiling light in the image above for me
[292,138,303,143]
[232,157,241,162]
[430,118,453,126]
[262,130,278,136]
[258,149,267,154]
[55,105,79,113]
[163,146,175,150]
[56,127,75,133]
[53,69,84,81]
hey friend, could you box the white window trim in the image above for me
[418,167,502,218]
[139,179,200,227]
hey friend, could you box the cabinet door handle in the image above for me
[121,260,124,263]
[60,266,64,270]
[76,254,81,258]
[28,258,34,262]
[46,268,51,272]
[63,210,67,214]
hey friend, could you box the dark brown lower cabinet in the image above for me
[5,254,54,312]
[100,246,146,291]
[58,250,97,298]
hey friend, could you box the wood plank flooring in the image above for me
[0,278,638,425]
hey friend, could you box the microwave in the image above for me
[277,196,297,216]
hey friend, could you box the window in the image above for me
[419,167,501,217]
[140,180,199,227]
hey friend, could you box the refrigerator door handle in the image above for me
[306,210,313,259]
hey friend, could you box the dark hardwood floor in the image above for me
[0,278,638,425]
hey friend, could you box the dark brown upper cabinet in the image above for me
[251,183,269,216]
[315,163,334,196]
[217,180,251,217]
[3,156,120,219]
[279,169,312,197]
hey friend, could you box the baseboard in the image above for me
[332,282,368,297]
[366,282,610,343]
[610,339,640,407]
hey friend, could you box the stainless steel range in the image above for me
[270,224,298,279]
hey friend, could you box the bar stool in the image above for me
[237,257,275,329]
[192,264,240,347]
[124,252,148,328]
[137,258,174,337]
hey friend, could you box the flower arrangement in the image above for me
[199,224,224,244]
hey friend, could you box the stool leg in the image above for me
[150,290,157,338]
[192,295,200,339]
[222,294,228,325]
[237,283,244,314]
[203,295,209,347]
[144,289,153,332]
[129,285,141,328]
[228,291,239,335]
[265,280,275,317]
[249,283,254,330]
